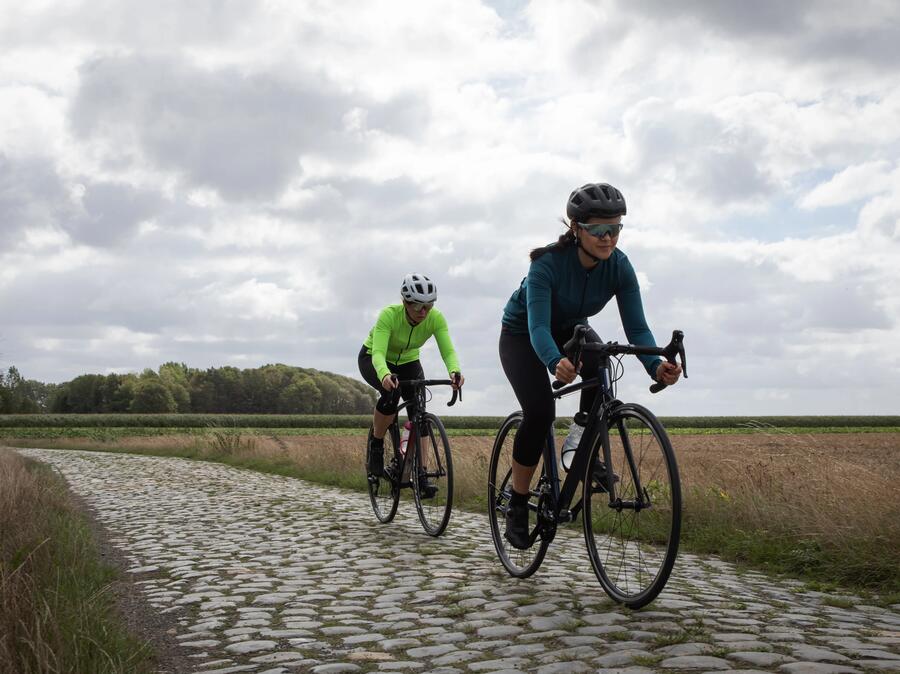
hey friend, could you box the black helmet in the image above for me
[566,182,627,221]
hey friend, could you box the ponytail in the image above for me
[529,220,576,261]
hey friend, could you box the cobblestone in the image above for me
[17,448,900,673]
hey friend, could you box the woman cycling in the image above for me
[499,182,681,549]
[359,273,464,482]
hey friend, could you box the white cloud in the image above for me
[801,161,899,210]
[218,279,301,321]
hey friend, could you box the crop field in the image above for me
[2,415,898,598]
[2,413,899,429]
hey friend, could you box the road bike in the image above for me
[488,327,687,608]
[366,378,461,536]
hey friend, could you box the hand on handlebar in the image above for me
[450,372,465,390]
[554,357,579,385]
[655,361,682,386]
[381,374,399,391]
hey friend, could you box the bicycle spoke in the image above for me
[583,404,681,608]
[413,414,453,536]
[487,413,549,578]
[367,425,400,523]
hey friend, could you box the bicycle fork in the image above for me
[605,416,653,513]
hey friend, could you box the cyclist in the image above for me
[499,182,681,549]
[359,273,464,487]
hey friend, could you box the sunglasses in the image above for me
[578,222,623,238]
[406,301,434,312]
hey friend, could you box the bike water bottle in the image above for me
[399,421,412,456]
[560,412,588,472]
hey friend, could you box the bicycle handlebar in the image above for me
[552,327,687,394]
[390,376,463,406]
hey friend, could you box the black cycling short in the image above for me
[498,325,604,467]
[358,345,424,417]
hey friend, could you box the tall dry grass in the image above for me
[672,430,900,589]
[0,449,151,673]
[207,430,900,591]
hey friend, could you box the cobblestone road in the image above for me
[18,448,900,674]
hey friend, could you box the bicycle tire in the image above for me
[412,413,454,536]
[487,411,551,578]
[367,424,400,523]
[582,403,681,608]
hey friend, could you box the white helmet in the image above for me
[400,273,437,303]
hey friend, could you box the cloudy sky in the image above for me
[2,0,899,416]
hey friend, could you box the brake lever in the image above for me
[448,375,462,406]
[562,324,589,356]
[650,330,686,394]
[553,325,589,390]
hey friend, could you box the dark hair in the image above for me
[529,220,575,261]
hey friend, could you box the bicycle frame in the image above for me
[389,379,458,485]
[535,366,614,528]
[532,328,686,536]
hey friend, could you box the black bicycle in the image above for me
[488,328,687,608]
[366,378,461,536]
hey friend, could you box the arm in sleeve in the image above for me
[525,260,563,374]
[615,259,663,379]
[432,311,462,375]
[370,308,394,382]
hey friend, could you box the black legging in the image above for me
[358,346,424,418]
[498,325,603,466]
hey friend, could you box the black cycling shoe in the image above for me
[504,493,531,550]
[367,439,384,477]
[592,461,620,492]
[383,457,397,481]
[418,474,438,499]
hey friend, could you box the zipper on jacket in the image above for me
[394,321,416,366]
[577,268,592,317]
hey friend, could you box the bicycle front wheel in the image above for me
[413,413,453,536]
[367,424,400,523]
[583,403,681,608]
[487,412,550,578]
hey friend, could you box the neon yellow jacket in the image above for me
[363,304,461,382]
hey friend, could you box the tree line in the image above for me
[0,367,53,413]
[0,363,375,414]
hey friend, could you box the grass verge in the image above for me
[0,449,154,673]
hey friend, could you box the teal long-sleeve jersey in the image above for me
[501,244,662,378]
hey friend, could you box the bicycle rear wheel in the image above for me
[487,412,551,578]
[367,424,400,523]
[412,413,454,536]
[583,403,681,608]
